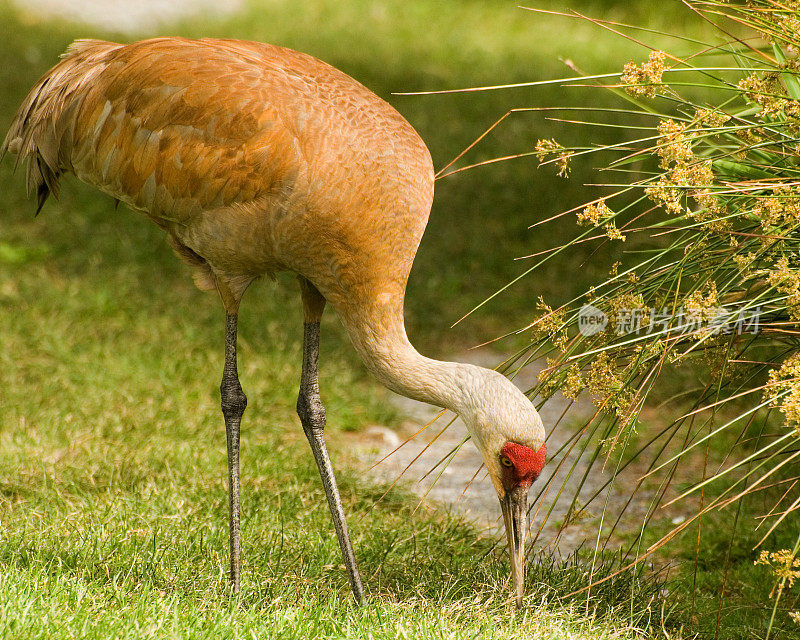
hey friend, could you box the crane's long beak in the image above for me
[500,485,528,608]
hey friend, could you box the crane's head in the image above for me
[460,368,546,607]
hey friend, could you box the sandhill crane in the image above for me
[3,37,547,606]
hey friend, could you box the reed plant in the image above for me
[452,2,800,637]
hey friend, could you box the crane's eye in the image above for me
[500,456,513,468]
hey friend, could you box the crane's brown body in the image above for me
[4,37,546,605]
[7,37,433,319]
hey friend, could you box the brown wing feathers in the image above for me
[2,39,123,213]
[3,37,435,310]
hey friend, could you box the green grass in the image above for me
[627,498,800,640]
[678,511,799,639]
[0,0,717,637]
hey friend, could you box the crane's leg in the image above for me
[297,278,364,604]
[221,312,247,593]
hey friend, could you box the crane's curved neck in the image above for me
[336,299,481,416]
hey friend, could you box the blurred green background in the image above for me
[1,0,700,353]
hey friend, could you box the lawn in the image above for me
[0,1,716,638]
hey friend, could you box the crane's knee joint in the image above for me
[297,393,325,432]
[221,379,247,419]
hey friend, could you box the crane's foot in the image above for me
[221,312,247,593]
[298,319,365,605]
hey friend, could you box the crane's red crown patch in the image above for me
[501,441,546,488]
